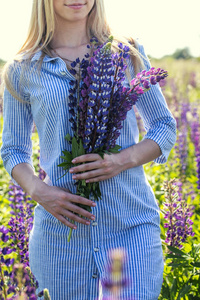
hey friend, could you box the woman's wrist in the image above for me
[118,146,137,171]
[28,175,48,203]
[118,139,162,171]
[12,163,48,202]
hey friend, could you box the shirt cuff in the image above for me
[4,154,34,185]
[142,117,177,164]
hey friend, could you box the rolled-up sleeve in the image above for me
[1,62,34,181]
[132,44,177,164]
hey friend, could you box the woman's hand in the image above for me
[69,139,162,183]
[11,163,96,230]
[69,152,125,183]
[32,183,97,229]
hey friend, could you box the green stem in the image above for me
[67,220,75,242]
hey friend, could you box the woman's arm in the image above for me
[133,44,177,164]
[1,62,96,229]
[11,163,97,229]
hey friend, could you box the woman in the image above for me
[1,0,176,299]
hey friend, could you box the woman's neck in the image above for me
[50,19,89,49]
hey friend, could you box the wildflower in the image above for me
[101,248,129,299]
[162,179,195,248]
[191,107,200,189]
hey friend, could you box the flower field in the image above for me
[0,57,200,299]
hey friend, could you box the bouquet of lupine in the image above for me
[58,36,168,241]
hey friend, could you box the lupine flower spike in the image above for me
[101,248,129,300]
[162,178,194,249]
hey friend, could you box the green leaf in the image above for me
[166,254,189,260]
[108,144,121,153]
[104,150,112,155]
[160,280,171,299]
[77,139,85,156]
[62,151,73,162]
[171,278,177,297]
[168,263,182,267]
[176,284,191,300]
[167,246,189,257]
[62,150,71,155]
[63,166,71,171]
[65,133,72,142]
[191,262,200,268]
[81,179,86,187]
[98,152,105,159]
[58,162,69,167]
[72,137,79,159]
[60,155,67,160]
[194,244,200,254]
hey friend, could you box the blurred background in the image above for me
[0,1,200,299]
[0,0,199,63]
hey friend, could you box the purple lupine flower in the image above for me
[65,37,168,154]
[0,186,47,298]
[82,42,114,152]
[163,179,195,248]
[3,184,34,267]
[0,225,9,242]
[101,248,129,299]
[37,150,46,181]
[8,184,25,215]
[189,71,197,88]
[173,102,189,178]
[191,107,200,189]
[5,263,40,299]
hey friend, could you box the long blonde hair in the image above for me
[2,0,143,101]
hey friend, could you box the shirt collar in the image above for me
[31,50,58,63]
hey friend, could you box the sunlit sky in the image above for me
[0,0,199,61]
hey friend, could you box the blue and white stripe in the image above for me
[1,44,176,299]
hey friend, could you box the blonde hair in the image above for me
[2,0,143,102]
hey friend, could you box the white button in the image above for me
[92,222,98,226]
[92,274,98,278]
[94,247,99,252]
[60,71,66,76]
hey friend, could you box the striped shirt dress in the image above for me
[1,44,177,300]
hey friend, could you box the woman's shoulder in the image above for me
[7,49,43,68]
[129,37,148,57]
[4,50,43,82]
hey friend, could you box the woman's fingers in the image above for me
[65,202,96,220]
[71,168,104,180]
[69,154,112,179]
[61,209,92,225]
[69,160,103,174]
[57,193,96,220]
[72,153,101,164]
[67,193,96,208]
[38,186,96,228]
[57,214,77,229]
[53,201,96,229]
